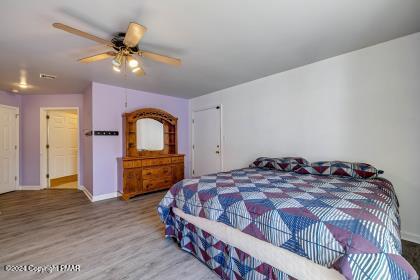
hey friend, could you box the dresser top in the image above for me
[122,154,184,161]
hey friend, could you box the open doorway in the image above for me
[40,108,79,189]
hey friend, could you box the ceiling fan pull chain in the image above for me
[125,88,128,109]
[124,58,128,109]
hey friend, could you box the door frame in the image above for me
[0,104,20,190]
[40,107,80,189]
[191,105,223,177]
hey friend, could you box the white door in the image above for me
[0,106,18,194]
[192,107,222,176]
[48,111,78,181]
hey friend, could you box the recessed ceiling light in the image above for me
[13,82,32,90]
[18,83,28,89]
[12,89,19,93]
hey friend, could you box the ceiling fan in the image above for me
[52,22,181,77]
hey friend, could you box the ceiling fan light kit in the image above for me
[52,21,181,78]
[132,67,141,73]
[127,56,139,68]
[112,52,124,67]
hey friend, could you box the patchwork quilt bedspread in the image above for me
[158,168,417,280]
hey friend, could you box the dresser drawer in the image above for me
[123,168,142,194]
[171,157,184,164]
[142,158,171,167]
[142,166,172,179]
[172,164,184,183]
[123,160,142,169]
[143,177,173,192]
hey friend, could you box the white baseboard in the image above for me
[401,231,420,244]
[80,185,93,201]
[79,185,120,202]
[92,192,120,202]
[18,185,42,190]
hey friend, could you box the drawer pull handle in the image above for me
[146,172,152,175]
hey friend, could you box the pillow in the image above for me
[250,157,309,172]
[294,164,313,175]
[278,157,310,171]
[250,157,277,169]
[273,158,294,171]
[310,161,331,175]
[308,161,381,179]
[330,161,353,177]
[282,157,310,166]
[296,161,353,177]
[352,162,381,179]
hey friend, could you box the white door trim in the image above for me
[191,105,223,177]
[39,107,80,189]
[0,104,19,190]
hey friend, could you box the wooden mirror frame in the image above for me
[123,108,178,157]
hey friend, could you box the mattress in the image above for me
[173,207,344,280]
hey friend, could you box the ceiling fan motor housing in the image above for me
[112,32,139,53]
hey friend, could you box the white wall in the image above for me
[191,33,420,242]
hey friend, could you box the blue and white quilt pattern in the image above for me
[158,168,417,280]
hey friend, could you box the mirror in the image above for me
[136,118,164,151]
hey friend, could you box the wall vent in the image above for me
[39,73,57,80]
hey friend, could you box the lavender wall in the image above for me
[91,82,190,196]
[3,85,189,195]
[0,90,21,107]
[20,94,84,186]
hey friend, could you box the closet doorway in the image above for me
[192,105,223,177]
[40,108,79,189]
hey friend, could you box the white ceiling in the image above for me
[1,0,420,98]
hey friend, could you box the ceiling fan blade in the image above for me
[78,51,116,63]
[139,50,181,66]
[53,23,113,46]
[123,22,147,48]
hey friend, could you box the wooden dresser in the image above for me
[118,108,184,200]
[118,154,184,200]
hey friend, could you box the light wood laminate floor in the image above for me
[0,189,216,280]
[51,181,78,189]
[1,190,419,279]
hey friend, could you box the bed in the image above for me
[157,160,417,280]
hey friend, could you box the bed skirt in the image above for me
[165,213,295,280]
